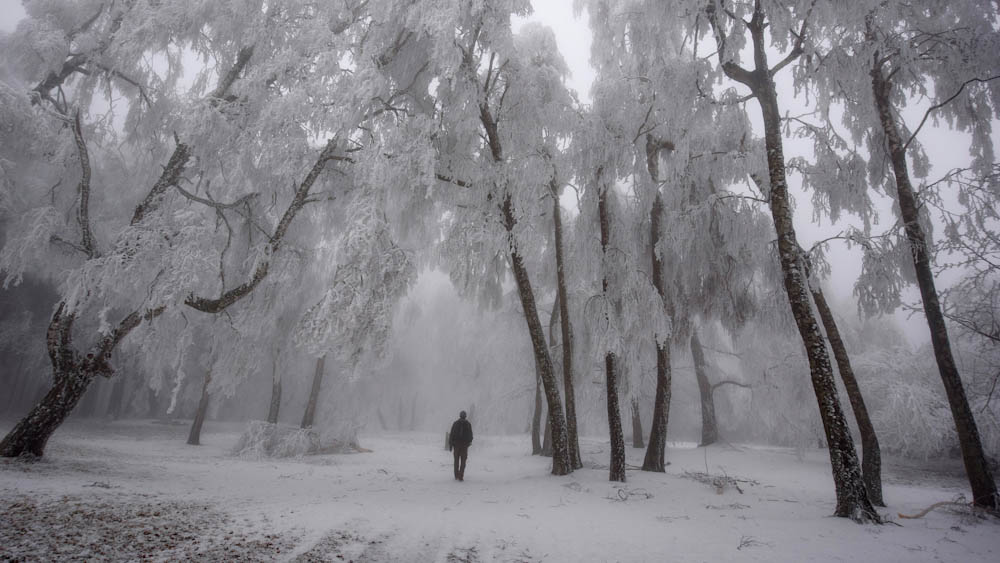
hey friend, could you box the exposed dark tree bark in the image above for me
[186,370,212,446]
[642,137,674,472]
[598,180,626,482]
[869,34,997,510]
[705,1,878,521]
[542,411,553,457]
[267,376,282,425]
[691,329,718,447]
[301,355,326,429]
[531,363,543,455]
[631,397,644,448]
[810,282,884,506]
[0,303,163,457]
[550,180,583,469]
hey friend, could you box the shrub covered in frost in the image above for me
[232,420,363,459]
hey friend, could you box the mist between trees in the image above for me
[0,0,998,520]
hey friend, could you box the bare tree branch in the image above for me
[903,75,1000,153]
[71,110,98,259]
[184,139,341,314]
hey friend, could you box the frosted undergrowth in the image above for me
[232,420,363,459]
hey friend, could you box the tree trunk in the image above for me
[301,354,326,429]
[599,184,626,482]
[542,410,553,457]
[691,329,718,447]
[503,194,572,475]
[532,363,543,454]
[708,5,877,520]
[0,368,95,456]
[267,378,282,425]
[754,81,876,522]
[631,397,644,448]
[186,370,212,446]
[643,193,672,472]
[551,181,583,469]
[811,285,885,506]
[871,60,997,511]
[266,351,282,424]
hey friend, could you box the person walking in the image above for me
[449,411,473,481]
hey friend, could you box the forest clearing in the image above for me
[2,419,997,562]
[2,0,1000,560]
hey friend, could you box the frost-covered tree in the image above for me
[578,0,774,471]
[686,0,878,521]
[431,11,577,475]
[0,0,436,457]
[796,0,1000,510]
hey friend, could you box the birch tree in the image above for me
[431,9,576,475]
[0,0,432,457]
[692,0,879,521]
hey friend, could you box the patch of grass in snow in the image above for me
[0,493,297,561]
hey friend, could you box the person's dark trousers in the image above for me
[453,445,468,480]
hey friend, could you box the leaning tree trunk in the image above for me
[551,181,583,469]
[187,370,212,446]
[643,192,673,472]
[691,329,718,447]
[631,397,644,449]
[502,194,572,476]
[707,5,878,521]
[481,94,570,474]
[759,84,875,521]
[1,305,154,457]
[598,184,626,482]
[810,284,884,506]
[0,367,94,456]
[301,354,326,429]
[871,60,997,511]
[541,412,553,457]
[531,362,543,455]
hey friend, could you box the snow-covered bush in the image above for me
[232,420,363,459]
[232,421,320,459]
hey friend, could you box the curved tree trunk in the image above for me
[301,354,326,429]
[707,3,878,521]
[643,192,673,472]
[871,58,997,511]
[811,285,884,506]
[186,370,212,446]
[0,367,94,456]
[691,329,718,447]
[551,181,583,469]
[599,184,626,482]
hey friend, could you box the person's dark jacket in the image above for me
[449,418,473,450]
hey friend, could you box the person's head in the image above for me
[459,410,467,420]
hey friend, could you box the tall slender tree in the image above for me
[700,0,878,521]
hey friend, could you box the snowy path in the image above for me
[1,419,998,562]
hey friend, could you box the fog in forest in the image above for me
[1,0,999,560]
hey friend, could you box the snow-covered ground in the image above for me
[1,419,997,562]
